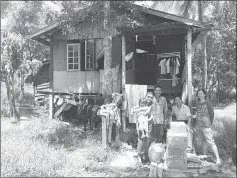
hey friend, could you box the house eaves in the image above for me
[26,22,60,46]
[28,2,212,46]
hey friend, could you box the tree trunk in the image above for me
[19,71,25,102]
[103,1,113,95]
[198,0,207,90]
[5,80,13,116]
[7,72,20,121]
[203,36,207,90]
[217,67,220,107]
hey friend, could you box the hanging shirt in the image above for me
[172,75,179,87]
[175,57,180,75]
[170,57,177,76]
[159,58,167,74]
[166,58,170,73]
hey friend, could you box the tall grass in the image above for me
[212,103,236,162]
[1,113,121,177]
[212,117,236,162]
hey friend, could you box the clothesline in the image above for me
[158,78,181,81]
[157,52,180,58]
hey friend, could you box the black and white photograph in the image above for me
[1,1,236,177]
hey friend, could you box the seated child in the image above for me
[132,98,153,138]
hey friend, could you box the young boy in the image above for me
[132,98,153,138]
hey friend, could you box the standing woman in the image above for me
[195,89,221,164]
[151,85,168,143]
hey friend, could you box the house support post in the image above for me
[49,94,54,119]
[121,33,126,132]
[49,36,54,119]
[187,28,193,112]
[102,115,108,148]
[187,27,194,151]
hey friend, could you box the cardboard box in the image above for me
[166,146,187,159]
[167,130,188,147]
[166,158,187,170]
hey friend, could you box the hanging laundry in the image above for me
[171,75,179,87]
[170,57,177,76]
[166,58,170,73]
[125,84,147,123]
[159,58,167,74]
[112,64,121,93]
[181,82,188,103]
[175,57,180,75]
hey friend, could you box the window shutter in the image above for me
[112,35,122,68]
[81,40,85,71]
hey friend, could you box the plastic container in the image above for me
[148,143,166,164]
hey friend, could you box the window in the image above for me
[67,44,80,71]
[85,40,94,70]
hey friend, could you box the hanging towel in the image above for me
[175,57,180,75]
[159,58,167,74]
[171,75,179,87]
[166,58,170,73]
[181,82,188,103]
[112,65,121,93]
[125,84,147,123]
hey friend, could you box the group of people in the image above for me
[132,85,221,165]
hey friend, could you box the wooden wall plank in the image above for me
[53,71,101,93]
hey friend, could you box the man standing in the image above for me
[151,85,168,143]
[171,95,193,151]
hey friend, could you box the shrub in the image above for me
[212,116,236,161]
[1,83,35,117]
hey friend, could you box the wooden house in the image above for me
[29,2,212,126]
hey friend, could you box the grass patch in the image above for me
[1,110,123,177]
[212,116,236,162]
[1,124,67,177]
[212,103,236,162]
[214,103,236,120]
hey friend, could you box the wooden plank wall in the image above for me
[53,71,100,93]
[35,82,50,101]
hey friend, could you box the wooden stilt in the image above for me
[102,115,108,147]
[121,33,126,132]
[49,94,54,119]
[187,28,193,111]
[49,36,54,119]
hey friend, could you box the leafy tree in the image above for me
[1,34,22,121]
[1,1,60,105]
[192,1,236,102]
[1,1,61,120]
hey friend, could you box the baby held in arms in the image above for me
[132,98,153,138]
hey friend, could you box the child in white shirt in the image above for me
[133,98,153,138]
